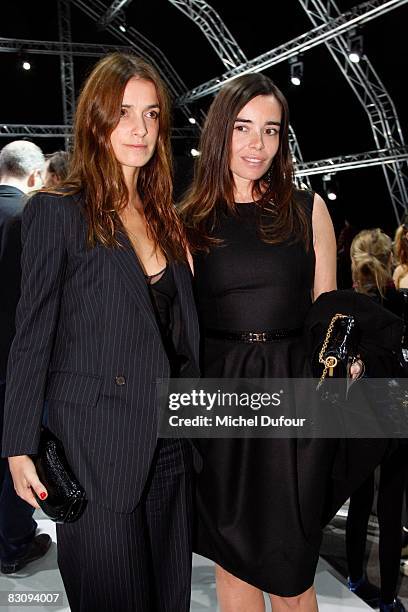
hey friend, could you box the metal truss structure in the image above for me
[98,0,133,28]
[168,0,311,185]
[168,0,247,68]
[70,0,196,123]
[289,120,312,187]
[0,37,132,57]
[295,147,408,177]
[0,125,72,138]
[299,0,408,221]
[1,0,406,212]
[0,124,199,140]
[58,0,75,149]
[177,0,406,104]
[0,0,201,133]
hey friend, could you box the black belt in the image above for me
[204,327,303,343]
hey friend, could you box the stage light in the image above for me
[22,61,31,71]
[348,33,363,64]
[289,58,303,87]
[190,149,200,157]
[117,9,127,33]
[323,173,338,201]
[188,117,196,125]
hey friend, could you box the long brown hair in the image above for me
[180,72,310,251]
[351,228,393,297]
[50,53,186,260]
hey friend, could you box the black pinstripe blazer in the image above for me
[2,192,200,513]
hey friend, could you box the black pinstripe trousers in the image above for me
[56,439,193,612]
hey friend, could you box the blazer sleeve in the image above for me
[2,194,67,457]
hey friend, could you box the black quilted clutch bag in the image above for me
[316,314,358,397]
[34,427,87,523]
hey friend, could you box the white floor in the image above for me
[0,517,371,612]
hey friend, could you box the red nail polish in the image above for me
[39,492,47,500]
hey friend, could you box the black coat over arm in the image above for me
[304,289,404,524]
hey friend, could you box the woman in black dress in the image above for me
[180,73,350,610]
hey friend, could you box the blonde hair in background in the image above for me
[394,225,408,269]
[350,228,393,297]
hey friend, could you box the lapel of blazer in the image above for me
[172,261,200,364]
[110,230,161,336]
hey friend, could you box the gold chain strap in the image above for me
[317,314,348,388]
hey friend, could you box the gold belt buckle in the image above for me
[249,332,266,342]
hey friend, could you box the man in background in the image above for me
[0,140,51,574]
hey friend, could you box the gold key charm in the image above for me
[325,356,338,377]
[317,313,348,389]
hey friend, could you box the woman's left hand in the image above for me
[350,358,364,380]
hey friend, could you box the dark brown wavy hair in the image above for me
[180,73,310,251]
[49,53,187,260]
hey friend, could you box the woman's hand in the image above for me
[8,455,48,509]
[350,358,365,380]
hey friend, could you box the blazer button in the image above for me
[115,375,126,386]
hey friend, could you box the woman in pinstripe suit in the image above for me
[2,53,200,612]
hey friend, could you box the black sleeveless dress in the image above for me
[192,190,337,597]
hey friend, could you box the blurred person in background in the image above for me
[393,220,408,290]
[0,140,51,574]
[393,221,408,348]
[393,220,408,578]
[352,229,402,313]
[337,218,358,289]
[43,150,69,188]
[347,228,408,612]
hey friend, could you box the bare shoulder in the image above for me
[312,191,327,212]
[311,193,335,244]
[186,246,194,274]
[394,264,404,277]
[312,193,331,225]
[311,193,337,297]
